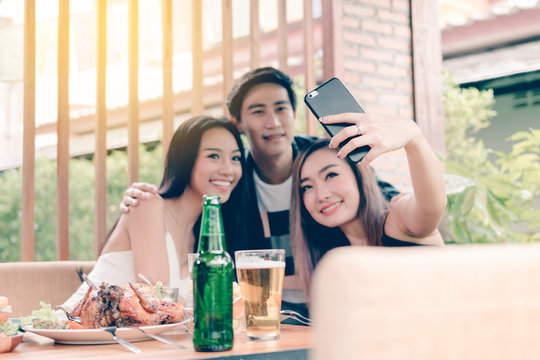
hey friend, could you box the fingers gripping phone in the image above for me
[304,78,370,163]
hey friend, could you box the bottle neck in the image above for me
[197,203,227,253]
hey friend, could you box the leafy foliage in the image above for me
[292,74,326,137]
[443,69,540,243]
[0,145,162,262]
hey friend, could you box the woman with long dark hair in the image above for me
[290,113,446,298]
[62,116,246,309]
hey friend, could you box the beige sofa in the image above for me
[0,261,95,318]
[311,244,540,360]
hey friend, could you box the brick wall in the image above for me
[341,0,413,192]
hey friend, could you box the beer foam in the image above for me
[236,258,285,269]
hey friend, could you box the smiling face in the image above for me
[299,147,361,229]
[188,127,243,203]
[235,82,295,159]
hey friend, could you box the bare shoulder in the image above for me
[384,193,445,246]
[103,195,166,254]
[127,193,164,216]
[124,194,165,235]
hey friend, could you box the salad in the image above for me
[153,281,180,302]
[0,320,18,337]
[20,302,68,330]
[0,296,18,337]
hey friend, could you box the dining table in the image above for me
[3,324,312,360]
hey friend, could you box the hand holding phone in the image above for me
[304,78,370,163]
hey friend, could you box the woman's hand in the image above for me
[119,182,159,213]
[320,113,422,164]
[322,112,446,238]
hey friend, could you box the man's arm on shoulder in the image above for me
[119,182,159,213]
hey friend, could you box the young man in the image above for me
[121,67,399,316]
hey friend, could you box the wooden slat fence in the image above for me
[222,0,234,117]
[20,0,326,260]
[95,0,108,257]
[249,0,261,70]
[192,0,204,115]
[128,0,140,186]
[57,0,70,260]
[22,0,36,262]
[161,0,174,157]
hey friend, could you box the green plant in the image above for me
[0,144,163,262]
[495,130,540,234]
[443,69,540,243]
[292,73,326,137]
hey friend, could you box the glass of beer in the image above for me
[235,249,285,341]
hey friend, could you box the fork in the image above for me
[55,305,80,322]
[280,310,314,326]
[102,326,142,353]
[125,326,186,349]
[81,273,99,290]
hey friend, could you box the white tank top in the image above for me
[164,218,190,297]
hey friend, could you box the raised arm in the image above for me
[321,113,446,241]
[400,131,447,233]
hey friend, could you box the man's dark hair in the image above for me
[226,67,296,121]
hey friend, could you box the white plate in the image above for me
[23,321,190,345]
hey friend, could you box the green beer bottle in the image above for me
[193,195,234,352]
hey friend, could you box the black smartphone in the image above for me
[304,78,370,163]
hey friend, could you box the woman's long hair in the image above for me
[290,139,390,297]
[100,116,247,255]
[158,116,248,254]
[158,116,242,198]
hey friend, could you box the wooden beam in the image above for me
[303,0,315,135]
[22,0,36,262]
[250,0,260,69]
[162,0,174,157]
[277,0,288,73]
[411,0,445,155]
[95,0,107,258]
[128,0,139,184]
[192,0,204,115]
[442,7,540,57]
[321,0,343,81]
[222,0,233,117]
[57,0,70,260]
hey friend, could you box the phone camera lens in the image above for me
[307,90,318,98]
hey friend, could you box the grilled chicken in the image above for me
[72,283,184,329]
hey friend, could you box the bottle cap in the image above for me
[203,194,220,205]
